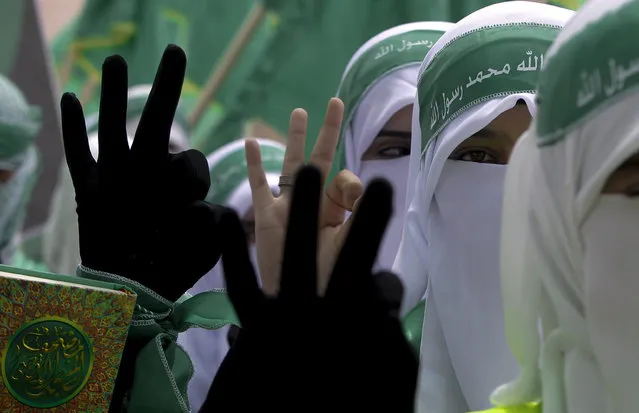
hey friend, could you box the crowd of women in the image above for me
[0,0,636,411]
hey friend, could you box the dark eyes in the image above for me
[377,146,410,158]
[449,149,498,164]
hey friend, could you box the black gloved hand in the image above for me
[60,45,228,413]
[202,165,418,412]
[60,45,225,302]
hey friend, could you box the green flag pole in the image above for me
[189,2,266,129]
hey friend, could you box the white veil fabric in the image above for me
[494,1,639,412]
[390,2,574,411]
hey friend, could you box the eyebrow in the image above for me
[376,129,411,139]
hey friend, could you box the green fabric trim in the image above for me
[536,1,639,146]
[402,299,425,356]
[206,144,284,205]
[338,30,445,129]
[418,24,561,152]
[10,249,49,273]
[76,265,240,413]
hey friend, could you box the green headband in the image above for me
[536,1,639,146]
[338,29,447,127]
[206,143,284,205]
[418,23,562,151]
[332,28,447,178]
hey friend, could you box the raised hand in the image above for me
[60,45,226,301]
[60,45,230,412]
[202,165,418,412]
[246,98,364,295]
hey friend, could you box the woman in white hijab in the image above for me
[336,21,454,271]
[489,1,639,412]
[392,2,573,411]
[178,138,285,413]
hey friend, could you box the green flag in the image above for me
[0,0,25,75]
[51,0,585,157]
[50,0,288,152]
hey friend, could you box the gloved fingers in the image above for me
[165,149,211,204]
[97,55,129,171]
[278,165,321,305]
[147,201,228,301]
[220,208,265,329]
[278,108,307,198]
[60,92,96,199]
[371,271,404,319]
[131,44,186,166]
[325,178,392,301]
[245,139,275,210]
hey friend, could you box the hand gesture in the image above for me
[202,165,418,412]
[246,98,363,295]
[60,45,227,302]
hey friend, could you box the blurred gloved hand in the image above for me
[202,165,418,412]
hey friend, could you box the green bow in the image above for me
[77,265,240,413]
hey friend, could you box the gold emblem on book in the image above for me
[1,316,94,408]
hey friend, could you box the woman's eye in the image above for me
[378,146,410,158]
[455,150,497,164]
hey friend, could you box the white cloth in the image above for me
[493,2,639,411]
[391,2,574,411]
[348,67,416,271]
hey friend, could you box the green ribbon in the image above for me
[401,299,426,356]
[77,265,240,413]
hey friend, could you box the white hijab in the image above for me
[494,1,639,412]
[337,22,454,271]
[391,2,574,411]
[179,138,285,412]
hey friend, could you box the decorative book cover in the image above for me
[0,265,136,412]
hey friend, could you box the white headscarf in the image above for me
[494,1,639,412]
[391,2,574,411]
[337,22,453,271]
[179,138,285,412]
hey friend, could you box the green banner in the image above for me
[50,0,585,158]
